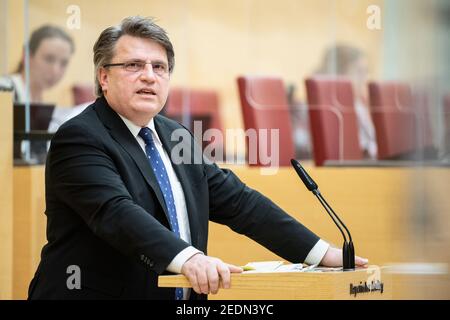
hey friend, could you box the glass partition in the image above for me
[2,0,449,299]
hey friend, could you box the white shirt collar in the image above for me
[117,113,162,145]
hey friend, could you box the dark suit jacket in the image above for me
[28,96,320,300]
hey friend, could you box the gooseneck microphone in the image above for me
[291,159,355,270]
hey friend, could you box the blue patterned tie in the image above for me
[139,127,184,301]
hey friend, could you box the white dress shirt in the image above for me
[118,113,330,296]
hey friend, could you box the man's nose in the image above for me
[139,63,156,82]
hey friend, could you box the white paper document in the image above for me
[241,261,304,273]
[241,261,343,273]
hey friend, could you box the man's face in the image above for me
[99,35,170,126]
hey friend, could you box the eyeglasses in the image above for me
[103,60,169,76]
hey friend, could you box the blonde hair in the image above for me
[316,44,364,75]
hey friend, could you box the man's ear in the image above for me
[98,67,109,94]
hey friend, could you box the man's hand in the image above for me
[320,246,369,268]
[181,253,243,295]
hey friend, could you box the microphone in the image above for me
[291,159,355,271]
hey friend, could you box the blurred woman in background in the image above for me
[317,44,378,159]
[0,25,74,163]
[0,24,74,103]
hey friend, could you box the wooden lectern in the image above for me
[159,266,391,299]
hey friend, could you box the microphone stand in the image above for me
[291,159,355,271]
[313,189,355,270]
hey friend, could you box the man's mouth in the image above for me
[136,88,156,96]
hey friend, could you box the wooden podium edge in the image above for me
[159,266,386,290]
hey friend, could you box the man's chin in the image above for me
[133,102,163,116]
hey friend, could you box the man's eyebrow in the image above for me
[149,59,168,66]
[123,58,168,64]
[123,58,146,62]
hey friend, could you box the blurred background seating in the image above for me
[305,76,363,166]
[72,83,95,105]
[237,76,295,166]
[368,81,436,160]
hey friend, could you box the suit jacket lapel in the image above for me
[93,97,170,222]
[154,116,200,248]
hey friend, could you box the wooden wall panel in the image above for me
[13,166,46,299]
[0,92,13,299]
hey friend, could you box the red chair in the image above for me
[368,81,434,160]
[72,83,95,105]
[444,94,450,155]
[237,76,295,166]
[305,77,363,166]
[165,88,223,156]
[445,94,450,112]
[165,88,222,133]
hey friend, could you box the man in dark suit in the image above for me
[28,16,367,300]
